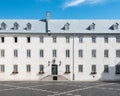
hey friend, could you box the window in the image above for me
[27,23,32,30]
[79,50,83,58]
[66,50,70,58]
[79,37,83,43]
[53,37,57,43]
[13,22,19,30]
[92,36,96,43]
[40,50,44,57]
[89,23,95,30]
[104,36,108,43]
[0,65,5,72]
[53,50,57,57]
[27,37,30,43]
[1,22,7,30]
[113,23,119,30]
[116,36,120,43]
[27,49,31,57]
[14,49,18,57]
[66,37,70,43]
[40,37,44,43]
[91,65,96,74]
[104,50,109,58]
[92,50,96,57]
[1,37,4,43]
[39,65,44,72]
[64,23,70,30]
[78,65,83,72]
[65,65,70,73]
[14,37,17,43]
[1,49,5,57]
[26,65,31,72]
[116,50,120,57]
[104,65,109,73]
[116,65,120,74]
[13,65,18,73]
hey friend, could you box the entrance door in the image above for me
[51,64,58,75]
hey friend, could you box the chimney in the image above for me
[46,11,50,21]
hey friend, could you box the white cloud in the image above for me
[63,0,85,8]
[63,0,106,8]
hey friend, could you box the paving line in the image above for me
[0,83,57,94]
[0,87,22,92]
[53,83,115,96]
[21,87,58,94]
[96,87,120,91]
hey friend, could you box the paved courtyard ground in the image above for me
[0,81,119,96]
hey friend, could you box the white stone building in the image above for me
[0,12,120,81]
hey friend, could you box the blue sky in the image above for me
[0,0,120,19]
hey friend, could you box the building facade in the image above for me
[0,12,120,81]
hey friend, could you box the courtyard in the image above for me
[0,81,119,96]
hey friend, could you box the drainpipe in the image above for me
[73,34,75,80]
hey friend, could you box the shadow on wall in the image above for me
[98,63,120,81]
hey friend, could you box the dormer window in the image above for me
[0,22,7,30]
[114,23,119,30]
[13,22,19,30]
[26,23,32,30]
[87,23,95,31]
[109,23,119,30]
[64,22,70,31]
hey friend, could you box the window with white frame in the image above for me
[27,49,31,58]
[52,49,57,57]
[13,22,19,30]
[79,37,83,43]
[116,36,120,43]
[66,36,70,43]
[116,65,120,74]
[91,65,96,73]
[14,37,17,43]
[104,65,109,73]
[92,49,96,57]
[79,50,83,58]
[66,49,70,58]
[104,36,109,43]
[14,49,18,57]
[1,49,5,57]
[27,37,30,43]
[39,65,44,72]
[116,50,120,57]
[92,36,96,43]
[1,37,4,43]
[64,23,70,30]
[1,22,7,30]
[0,65,5,72]
[26,65,31,72]
[65,65,70,73]
[78,65,83,72]
[26,23,32,30]
[13,65,18,73]
[53,37,57,43]
[40,50,44,57]
[40,37,44,43]
[104,50,109,58]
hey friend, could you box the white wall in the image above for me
[0,35,120,81]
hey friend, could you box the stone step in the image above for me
[40,75,69,81]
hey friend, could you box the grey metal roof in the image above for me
[0,19,120,34]
[0,19,46,33]
[48,20,120,33]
